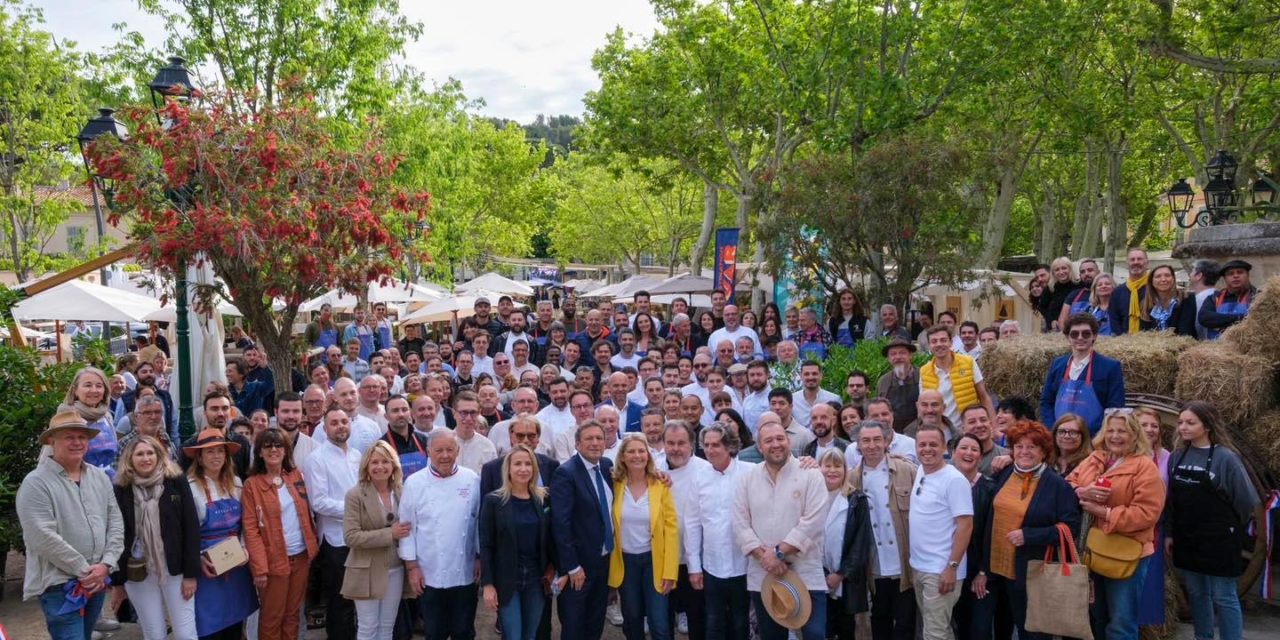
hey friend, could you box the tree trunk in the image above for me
[690,181,718,276]
[978,131,1041,269]
[1103,140,1128,274]
[1038,184,1059,260]
[1079,148,1105,260]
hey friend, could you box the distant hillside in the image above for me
[488,114,581,166]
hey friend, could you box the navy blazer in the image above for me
[1108,283,1148,336]
[479,491,553,605]
[982,467,1081,585]
[1039,352,1125,433]
[480,452,560,496]
[550,454,613,575]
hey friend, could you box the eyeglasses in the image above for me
[1057,430,1082,437]
[261,443,285,450]
[570,403,593,411]
[512,432,537,441]
[137,409,163,415]
[457,409,480,417]
[694,363,711,368]
[1067,330,1094,339]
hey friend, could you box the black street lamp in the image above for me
[146,55,200,441]
[76,108,129,343]
[1164,149,1280,228]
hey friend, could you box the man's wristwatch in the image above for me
[947,561,961,569]
[774,545,786,561]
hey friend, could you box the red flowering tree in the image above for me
[85,90,431,392]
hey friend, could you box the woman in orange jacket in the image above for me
[1067,409,1165,640]
[241,429,319,640]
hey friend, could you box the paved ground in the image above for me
[3,551,1279,639]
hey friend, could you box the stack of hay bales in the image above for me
[980,331,1197,403]
[983,276,1280,476]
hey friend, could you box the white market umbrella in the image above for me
[299,289,360,313]
[143,298,242,323]
[368,280,444,305]
[12,279,162,323]
[399,289,525,325]
[647,272,751,295]
[580,275,660,299]
[456,272,535,297]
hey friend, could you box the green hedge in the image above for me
[820,339,931,401]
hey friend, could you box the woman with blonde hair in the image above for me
[185,429,256,640]
[1067,410,1165,640]
[609,434,679,640]
[479,445,561,640]
[1059,273,1116,336]
[1039,257,1085,332]
[113,436,201,639]
[821,448,871,640]
[1049,413,1092,476]
[61,366,119,478]
[343,440,411,640]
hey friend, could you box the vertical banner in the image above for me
[713,227,740,299]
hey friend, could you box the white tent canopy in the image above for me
[299,280,444,313]
[580,275,663,300]
[646,272,751,296]
[456,272,535,297]
[12,279,162,323]
[142,298,242,323]
[399,290,526,325]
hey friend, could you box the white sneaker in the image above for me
[91,632,105,640]
[607,602,624,626]
[678,612,689,634]
[95,616,121,631]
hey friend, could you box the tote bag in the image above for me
[1026,523,1093,640]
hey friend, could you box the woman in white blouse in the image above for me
[821,449,872,640]
[607,435,680,640]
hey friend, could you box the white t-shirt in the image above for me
[908,464,973,578]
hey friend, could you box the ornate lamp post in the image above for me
[76,108,129,346]
[1164,149,1280,228]
[79,56,202,440]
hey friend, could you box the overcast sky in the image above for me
[29,0,659,123]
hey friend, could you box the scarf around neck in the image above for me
[132,471,169,584]
[1126,272,1150,334]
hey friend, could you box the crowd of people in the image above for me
[16,250,1265,640]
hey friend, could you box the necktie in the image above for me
[594,465,614,553]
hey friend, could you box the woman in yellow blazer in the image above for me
[608,434,680,640]
[342,441,411,640]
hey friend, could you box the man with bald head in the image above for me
[355,374,388,432]
[312,377,382,453]
[491,386,541,454]
[600,371,643,433]
[905,389,955,441]
[573,308,614,357]
[708,304,762,360]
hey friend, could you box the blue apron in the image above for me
[389,431,427,478]
[316,325,339,362]
[1206,291,1251,340]
[798,338,827,361]
[1054,358,1104,435]
[376,322,393,352]
[1087,305,1112,336]
[84,417,118,480]
[354,326,376,361]
[194,495,258,636]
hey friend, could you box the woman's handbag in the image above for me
[1026,523,1093,640]
[1080,513,1142,579]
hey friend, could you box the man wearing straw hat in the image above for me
[18,410,125,640]
[733,421,828,640]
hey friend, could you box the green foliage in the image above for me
[821,340,930,401]
[0,1,95,282]
[0,345,81,551]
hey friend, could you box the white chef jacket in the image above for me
[398,466,481,589]
[793,389,840,428]
[861,458,902,578]
[696,458,753,579]
[664,456,711,571]
[303,441,361,547]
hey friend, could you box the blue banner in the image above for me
[713,227,740,299]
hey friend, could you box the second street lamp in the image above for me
[76,107,129,347]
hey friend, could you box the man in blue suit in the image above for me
[1040,313,1126,434]
[550,420,613,640]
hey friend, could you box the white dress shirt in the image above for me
[696,458,753,579]
[472,355,494,379]
[535,404,576,439]
[707,326,762,358]
[356,404,388,433]
[287,432,320,468]
[303,441,361,547]
[664,457,711,571]
[312,414,382,454]
[741,389,770,437]
[620,488,653,554]
[793,389,840,427]
[824,491,849,597]
[398,466,481,588]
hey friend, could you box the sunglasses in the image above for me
[261,443,285,451]
[916,476,925,496]
[1057,430,1083,437]
[1068,330,1094,339]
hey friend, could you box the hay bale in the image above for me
[1222,275,1280,365]
[979,333,1068,401]
[1239,410,1280,477]
[1097,331,1197,398]
[1174,343,1276,427]
[980,331,1196,402]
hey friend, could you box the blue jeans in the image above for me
[1090,554,1150,640]
[1177,569,1243,640]
[619,552,671,640]
[498,567,546,640]
[704,573,750,640]
[39,586,105,640]
[752,588,827,640]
